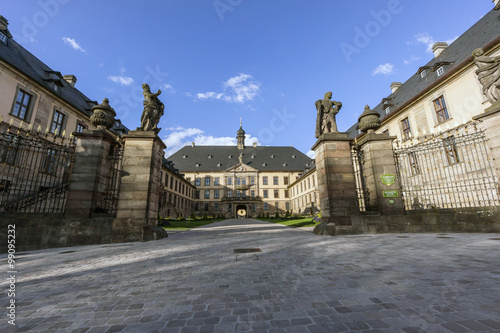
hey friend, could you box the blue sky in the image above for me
[2,0,495,157]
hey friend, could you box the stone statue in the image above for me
[239,153,243,164]
[315,92,342,138]
[138,83,164,133]
[472,48,500,104]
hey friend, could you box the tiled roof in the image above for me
[169,145,313,172]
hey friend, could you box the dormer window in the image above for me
[421,70,427,78]
[0,31,7,44]
[262,163,266,167]
[283,163,287,167]
[251,154,255,158]
[228,155,232,159]
[195,163,200,167]
[385,107,390,114]
[217,163,221,167]
[270,154,275,158]
[292,155,296,159]
[182,154,187,159]
[436,66,444,76]
[208,155,212,159]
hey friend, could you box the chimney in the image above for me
[0,15,12,38]
[252,142,257,147]
[432,42,448,58]
[390,82,402,93]
[63,75,77,88]
[494,0,500,10]
[191,142,195,147]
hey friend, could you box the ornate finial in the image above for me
[240,117,242,128]
[358,105,381,134]
[90,98,116,130]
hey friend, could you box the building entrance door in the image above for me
[236,205,247,218]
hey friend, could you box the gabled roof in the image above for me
[347,8,500,138]
[169,145,313,172]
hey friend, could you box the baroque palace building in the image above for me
[169,125,315,218]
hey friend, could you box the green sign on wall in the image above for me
[380,173,396,186]
[383,190,399,198]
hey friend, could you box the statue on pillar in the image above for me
[138,83,164,133]
[472,48,500,105]
[315,91,342,138]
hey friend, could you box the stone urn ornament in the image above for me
[90,98,116,130]
[358,105,380,134]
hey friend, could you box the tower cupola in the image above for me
[237,119,245,149]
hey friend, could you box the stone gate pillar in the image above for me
[312,133,358,235]
[474,103,500,183]
[65,130,115,218]
[112,130,166,242]
[358,133,404,214]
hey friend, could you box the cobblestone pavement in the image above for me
[2,219,500,332]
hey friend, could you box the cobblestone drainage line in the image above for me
[233,248,262,253]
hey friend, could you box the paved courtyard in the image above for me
[2,219,500,333]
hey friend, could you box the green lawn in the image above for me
[256,216,321,228]
[161,218,226,231]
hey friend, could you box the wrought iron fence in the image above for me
[393,121,500,210]
[0,122,75,213]
[351,142,369,211]
[101,141,124,214]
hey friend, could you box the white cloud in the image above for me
[403,56,421,65]
[107,75,134,86]
[306,150,315,159]
[195,73,260,103]
[62,37,86,53]
[163,126,259,157]
[412,33,458,54]
[162,83,175,94]
[372,63,394,76]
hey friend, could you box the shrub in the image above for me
[202,213,208,220]
[285,210,290,218]
[190,212,196,220]
[266,212,270,218]
[274,211,280,218]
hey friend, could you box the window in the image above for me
[205,176,210,186]
[214,203,219,211]
[185,177,190,183]
[284,190,289,198]
[227,190,232,198]
[420,70,427,78]
[274,190,279,198]
[443,136,460,165]
[241,177,246,186]
[275,202,279,210]
[170,176,174,189]
[242,191,247,198]
[236,177,241,185]
[50,110,65,135]
[236,191,241,197]
[12,89,32,120]
[195,190,200,199]
[214,190,219,199]
[264,202,269,211]
[433,96,449,124]
[204,190,210,199]
[408,152,420,176]
[194,202,199,211]
[284,177,289,185]
[263,190,268,198]
[214,177,220,186]
[165,174,169,187]
[0,31,7,44]
[273,176,278,185]
[227,177,232,185]
[436,66,444,76]
[401,117,412,140]
[175,180,178,192]
[385,107,390,115]
[251,204,256,212]
[204,203,209,211]
[250,190,255,198]
[263,177,268,185]
[250,176,255,185]
[195,178,201,186]
[227,203,232,212]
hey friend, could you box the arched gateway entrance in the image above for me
[236,205,247,218]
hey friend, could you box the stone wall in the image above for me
[0,213,114,252]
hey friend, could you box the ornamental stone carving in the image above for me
[137,83,164,134]
[472,48,500,105]
[315,92,342,138]
[90,98,116,129]
[358,105,380,134]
